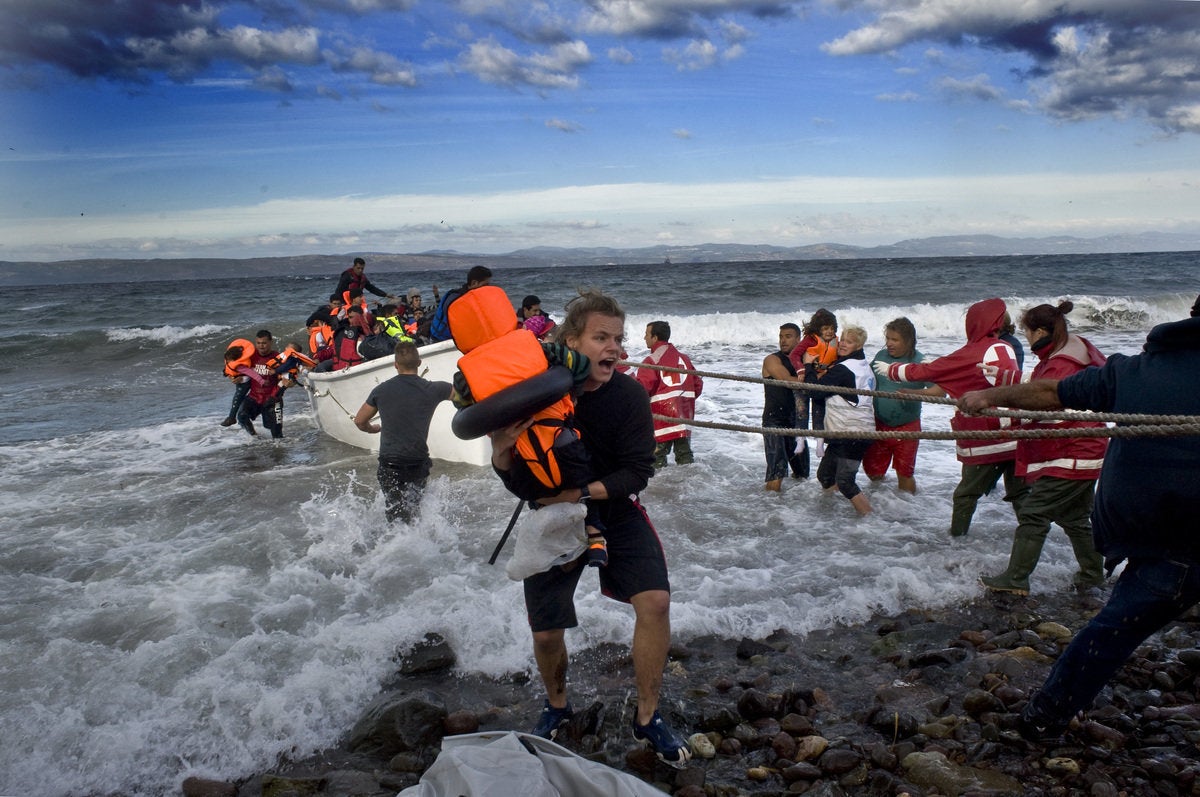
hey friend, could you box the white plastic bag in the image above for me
[505,502,586,581]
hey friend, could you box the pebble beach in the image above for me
[182,584,1200,797]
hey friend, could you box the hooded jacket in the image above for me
[884,298,1020,465]
[1015,333,1108,481]
[1057,314,1200,565]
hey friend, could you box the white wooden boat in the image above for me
[299,339,491,466]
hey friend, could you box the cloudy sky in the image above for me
[2,0,1200,261]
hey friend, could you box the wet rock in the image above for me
[746,766,772,781]
[1079,719,1126,750]
[737,687,781,720]
[781,761,822,783]
[780,712,813,735]
[261,775,322,797]
[794,735,828,762]
[770,730,796,760]
[962,688,1005,716]
[687,732,716,759]
[717,737,742,756]
[182,777,237,797]
[818,747,862,775]
[675,764,707,790]
[910,647,968,667]
[624,746,658,774]
[321,769,383,797]
[442,709,479,736]
[674,786,705,797]
[1043,757,1080,776]
[387,752,424,773]
[1034,621,1074,644]
[396,633,456,675]
[901,750,1023,794]
[695,705,740,732]
[868,706,919,739]
[347,689,447,755]
[736,637,775,659]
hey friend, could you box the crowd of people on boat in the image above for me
[217,259,1200,761]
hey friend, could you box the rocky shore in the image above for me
[184,587,1200,797]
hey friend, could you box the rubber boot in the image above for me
[674,437,694,465]
[1066,527,1105,589]
[980,534,1047,596]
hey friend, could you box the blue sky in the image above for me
[2,0,1200,261]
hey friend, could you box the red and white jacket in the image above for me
[1003,333,1108,481]
[884,298,1020,465]
[636,342,703,443]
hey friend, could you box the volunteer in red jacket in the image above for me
[874,298,1029,537]
[979,300,1107,595]
[636,320,703,469]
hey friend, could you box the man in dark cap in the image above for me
[959,294,1200,742]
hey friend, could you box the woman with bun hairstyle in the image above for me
[981,300,1108,595]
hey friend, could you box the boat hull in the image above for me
[300,340,491,466]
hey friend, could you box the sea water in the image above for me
[1,252,1197,796]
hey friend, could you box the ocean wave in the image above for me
[106,323,229,346]
[628,293,1190,349]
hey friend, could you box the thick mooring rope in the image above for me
[625,360,1200,439]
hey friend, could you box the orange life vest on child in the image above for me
[267,345,318,378]
[223,338,255,379]
[307,323,334,355]
[810,336,839,365]
[450,286,588,498]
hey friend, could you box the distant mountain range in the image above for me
[3,232,1199,285]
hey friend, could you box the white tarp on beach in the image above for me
[397,731,664,797]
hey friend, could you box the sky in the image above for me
[2,0,1200,262]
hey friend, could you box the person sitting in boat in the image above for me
[376,304,415,343]
[342,288,375,331]
[358,318,398,362]
[306,293,342,328]
[307,317,335,363]
[313,306,369,372]
[429,265,493,342]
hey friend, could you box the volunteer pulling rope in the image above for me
[624,359,1200,438]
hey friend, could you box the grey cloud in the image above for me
[824,0,1200,134]
[581,0,796,39]
[458,38,591,89]
[546,118,585,132]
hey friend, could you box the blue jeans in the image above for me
[1029,557,1200,723]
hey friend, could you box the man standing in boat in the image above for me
[336,257,398,304]
[353,342,453,522]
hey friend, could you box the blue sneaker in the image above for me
[632,710,692,766]
[532,700,573,740]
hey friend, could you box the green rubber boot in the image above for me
[980,534,1046,596]
[1067,527,1105,589]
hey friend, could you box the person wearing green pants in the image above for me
[979,300,1108,595]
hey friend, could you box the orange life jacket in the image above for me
[223,338,255,379]
[811,336,839,365]
[450,287,588,498]
[307,323,334,355]
[268,345,318,376]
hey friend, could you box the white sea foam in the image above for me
[106,323,229,346]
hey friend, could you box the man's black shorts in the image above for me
[523,501,670,633]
